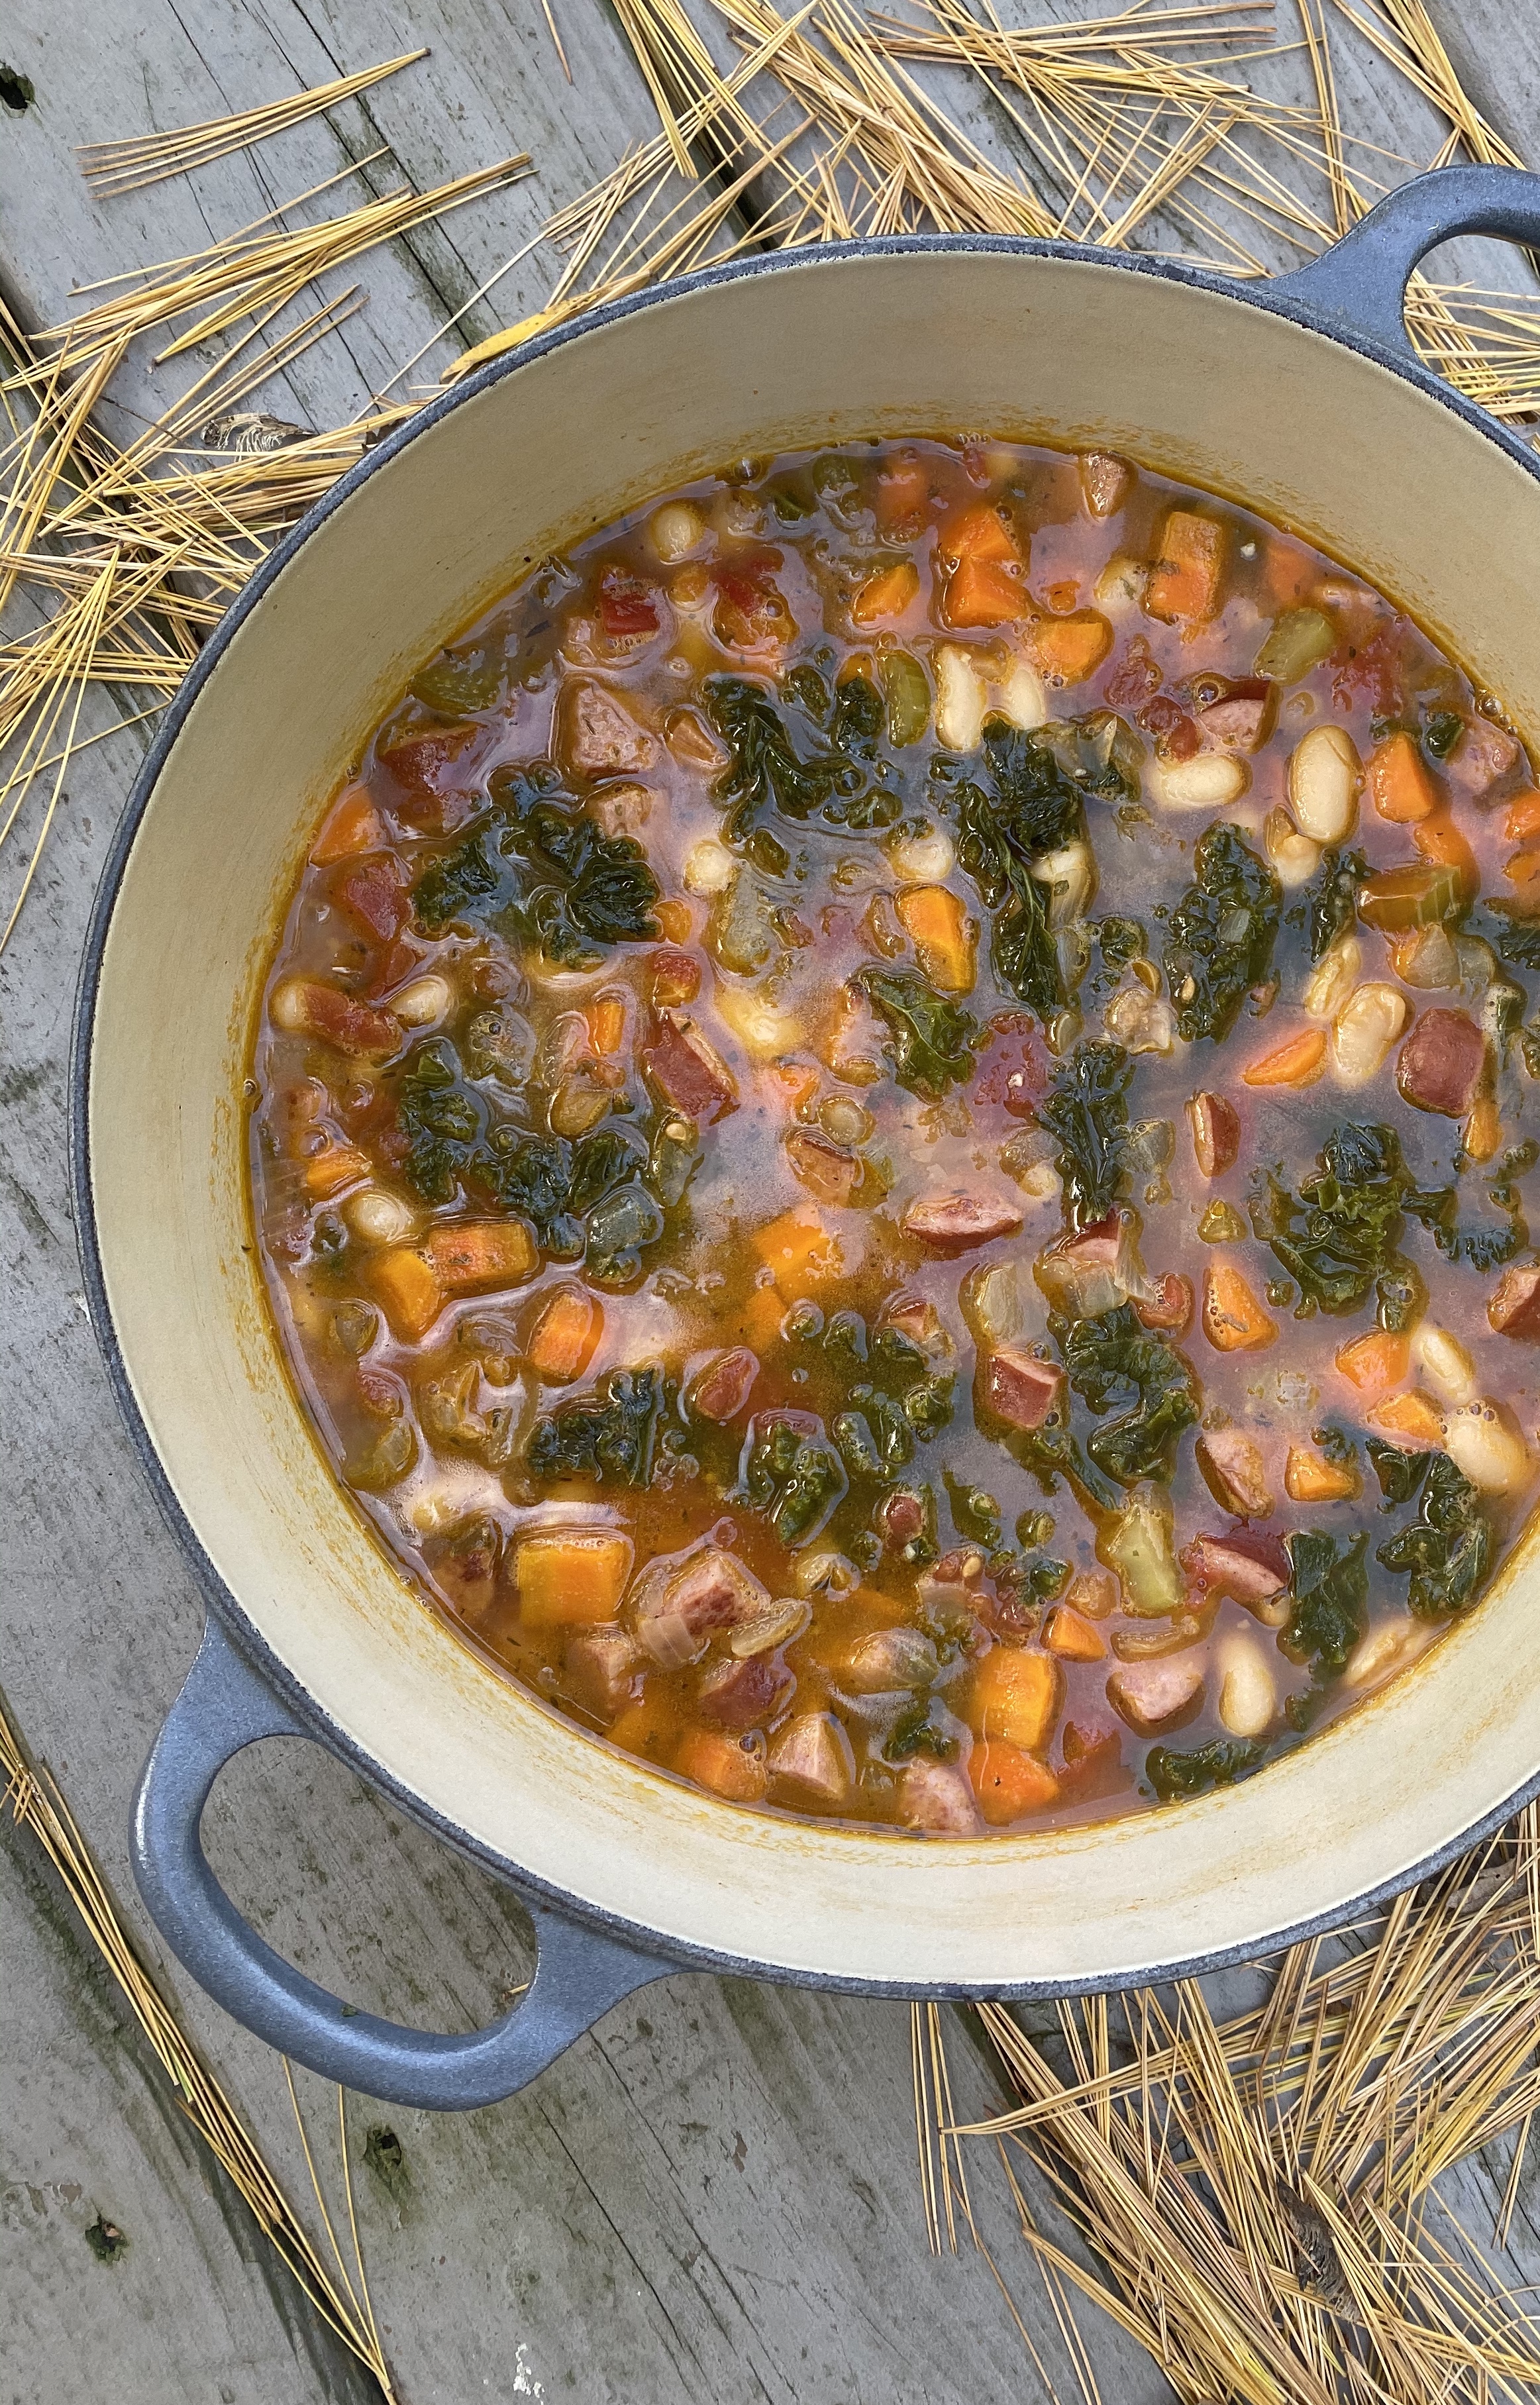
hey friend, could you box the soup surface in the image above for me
[251,436,1540,1836]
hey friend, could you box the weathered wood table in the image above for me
[6,7,1540,2399]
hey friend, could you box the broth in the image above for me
[249,436,1540,1835]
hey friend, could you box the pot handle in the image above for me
[131,1619,674,2109]
[1270,164,1540,362]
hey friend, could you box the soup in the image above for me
[249,436,1540,1836]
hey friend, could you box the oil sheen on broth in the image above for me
[250,437,1540,1837]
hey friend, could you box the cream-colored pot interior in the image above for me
[89,247,1540,1990]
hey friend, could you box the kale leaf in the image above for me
[954,780,1062,1016]
[1376,1455,1494,1617]
[394,1043,484,1203]
[1249,1123,1423,1315]
[1494,911,1540,973]
[1366,1439,1431,1507]
[1303,845,1368,963]
[883,1699,958,1763]
[528,1366,664,1487]
[703,672,894,837]
[1056,1303,1200,1486]
[1039,1041,1132,1228]
[1284,1531,1368,1675]
[1402,1172,1527,1273]
[475,1129,583,1254]
[1147,1739,1264,1802]
[854,967,979,1098]
[943,1471,1003,1548]
[412,832,503,931]
[742,1413,848,1547]
[499,798,660,964]
[979,716,1088,854]
[1162,823,1281,1042]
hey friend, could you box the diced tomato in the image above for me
[1103,637,1162,707]
[336,858,409,943]
[377,725,482,832]
[1138,691,1201,759]
[598,566,661,638]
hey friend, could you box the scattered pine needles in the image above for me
[75,50,429,198]
[0,1690,397,2400]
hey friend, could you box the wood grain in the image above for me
[4,3,1540,2399]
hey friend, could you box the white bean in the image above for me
[649,499,707,562]
[935,644,986,751]
[1444,1398,1530,1494]
[886,823,956,883]
[1288,723,1360,844]
[1216,1631,1277,1738]
[1105,985,1174,1056]
[1093,553,1146,615]
[268,975,312,1033]
[1332,980,1408,1086]
[1411,1323,1478,1407]
[1154,751,1249,810]
[344,1187,419,1247]
[993,656,1049,731]
[391,972,452,1027]
[684,837,736,895]
[1343,1615,1432,1690]
[1302,931,1361,1019]
[1264,805,1322,889]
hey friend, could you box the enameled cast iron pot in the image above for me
[74,168,1540,2110]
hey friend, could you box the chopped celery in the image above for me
[880,648,931,746]
[1253,606,1335,684]
[1357,860,1468,931]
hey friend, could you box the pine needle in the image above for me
[1,1691,397,2399]
[76,50,428,197]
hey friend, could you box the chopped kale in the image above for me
[1284,1531,1368,1676]
[1028,711,1143,805]
[854,967,979,1098]
[944,1472,1003,1549]
[833,1398,913,1484]
[1056,1304,1200,1486]
[1366,1439,1431,1508]
[1402,1172,1527,1273]
[951,713,1098,1018]
[567,1126,647,1217]
[1313,1423,1357,1469]
[1304,845,1368,963]
[1162,823,1281,1042]
[394,1043,484,1203]
[1095,915,1147,972]
[499,797,660,964]
[1147,1739,1264,1802]
[901,1375,955,1439]
[1423,708,1464,760]
[475,1129,583,1254]
[979,715,1088,854]
[1376,1455,1494,1617]
[1495,912,1540,973]
[412,831,503,931]
[742,1415,848,1548]
[702,672,892,837]
[1039,1042,1132,1228]
[884,1698,958,1763]
[528,1366,664,1487]
[1249,1123,1422,1316]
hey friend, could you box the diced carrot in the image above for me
[874,454,931,532]
[1335,1329,1408,1396]
[852,559,920,625]
[750,1207,841,1300]
[425,1219,537,1296]
[965,1648,1061,1753]
[1042,1607,1107,1663]
[303,1141,371,1200]
[525,1284,603,1383]
[1202,1262,1278,1353]
[1260,538,1316,607]
[1504,788,1540,844]
[1284,1445,1360,1502]
[364,1247,444,1343]
[895,884,976,993]
[1466,1094,1503,1162]
[1368,1389,1446,1451]
[968,1739,1059,1824]
[1505,845,1540,911]
[1031,609,1113,685]
[309,783,384,864]
[655,897,693,943]
[945,554,1026,628]
[1366,730,1437,823]
[515,1530,633,1629]
[1145,510,1227,624]
[1241,1027,1327,1088]
[1412,806,1478,889]
[587,994,626,1055]
[946,503,1021,566]
[675,1727,770,1803]
[607,1696,677,1760]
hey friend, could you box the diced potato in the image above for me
[895,884,976,992]
[516,1531,635,1630]
[965,1648,1061,1753]
[364,1247,444,1343]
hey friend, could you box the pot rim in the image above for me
[72,227,1540,1998]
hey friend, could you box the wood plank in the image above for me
[4,3,1540,2400]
